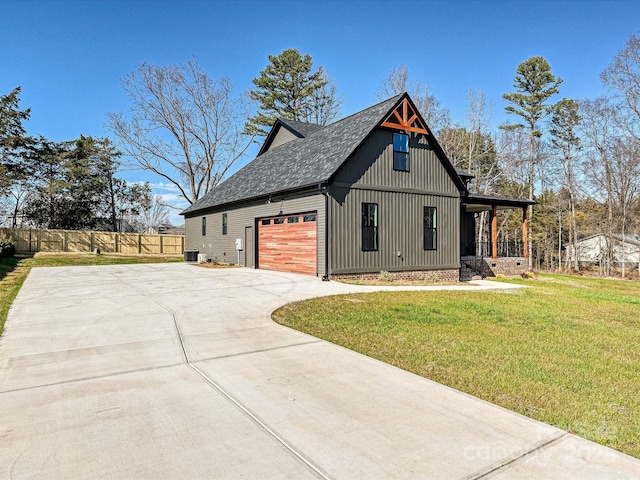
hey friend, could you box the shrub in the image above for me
[378,270,394,282]
[0,238,16,258]
[495,273,507,280]
[522,271,536,279]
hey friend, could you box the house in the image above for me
[565,234,640,268]
[143,223,186,236]
[181,93,533,280]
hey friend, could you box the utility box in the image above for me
[184,250,199,262]
[235,238,243,251]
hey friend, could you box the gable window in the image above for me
[362,203,378,251]
[201,217,206,236]
[424,207,437,250]
[222,213,228,235]
[393,133,409,172]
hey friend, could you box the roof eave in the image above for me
[181,182,327,217]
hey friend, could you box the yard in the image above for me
[273,274,640,459]
[0,253,182,335]
[2,256,639,459]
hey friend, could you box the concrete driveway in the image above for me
[1,263,639,479]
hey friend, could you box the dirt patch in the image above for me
[192,262,240,269]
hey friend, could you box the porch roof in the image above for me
[462,193,535,213]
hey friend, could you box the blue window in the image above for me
[393,133,409,171]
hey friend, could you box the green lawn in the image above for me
[0,252,182,335]
[273,274,640,458]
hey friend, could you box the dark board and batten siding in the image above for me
[184,192,326,275]
[329,188,459,273]
[333,130,459,196]
[329,128,460,274]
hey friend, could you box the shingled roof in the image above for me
[182,94,403,215]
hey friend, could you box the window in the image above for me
[287,216,299,223]
[424,207,437,250]
[222,213,227,235]
[303,214,316,222]
[274,218,285,224]
[261,219,271,226]
[393,133,409,171]
[201,217,206,236]
[362,203,378,251]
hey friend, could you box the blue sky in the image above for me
[2,0,639,224]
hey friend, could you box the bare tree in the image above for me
[299,66,342,126]
[579,97,617,275]
[108,58,255,205]
[610,136,640,276]
[375,66,451,134]
[601,33,640,139]
[140,194,171,232]
[550,99,582,271]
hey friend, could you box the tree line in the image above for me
[375,38,640,277]
[0,91,169,232]
[2,38,640,276]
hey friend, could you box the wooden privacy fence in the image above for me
[0,228,185,255]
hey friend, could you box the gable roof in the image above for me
[182,93,465,216]
[257,118,325,156]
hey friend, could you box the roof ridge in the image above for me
[181,93,408,216]
[326,93,403,128]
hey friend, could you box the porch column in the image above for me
[522,206,529,259]
[491,204,498,259]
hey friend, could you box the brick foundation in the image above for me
[461,256,529,277]
[331,268,460,283]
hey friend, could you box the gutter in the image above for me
[319,183,330,281]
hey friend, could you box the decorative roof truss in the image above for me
[381,98,428,134]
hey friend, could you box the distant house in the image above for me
[181,93,533,280]
[565,234,640,268]
[143,224,186,236]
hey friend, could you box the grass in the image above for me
[273,273,640,458]
[0,252,182,335]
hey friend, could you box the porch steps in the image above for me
[460,264,483,282]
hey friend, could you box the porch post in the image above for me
[491,204,498,259]
[522,206,529,259]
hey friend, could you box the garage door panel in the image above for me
[258,213,317,275]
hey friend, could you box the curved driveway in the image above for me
[1,263,639,479]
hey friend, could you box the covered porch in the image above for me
[460,193,535,278]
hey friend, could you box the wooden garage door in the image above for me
[258,212,317,275]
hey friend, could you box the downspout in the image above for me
[319,183,330,281]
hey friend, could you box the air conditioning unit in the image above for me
[184,250,199,262]
[197,254,207,263]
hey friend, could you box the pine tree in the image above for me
[246,49,340,136]
[503,56,562,267]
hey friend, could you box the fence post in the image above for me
[159,235,164,254]
[138,234,142,254]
